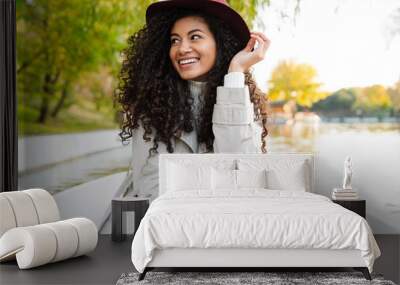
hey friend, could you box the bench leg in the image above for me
[354,267,371,280]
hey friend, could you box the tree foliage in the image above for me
[352,85,392,114]
[267,60,328,108]
[311,88,356,115]
[228,0,270,27]
[313,84,398,117]
[16,0,148,123]
[17,0,267,128]
[387,80,400,113]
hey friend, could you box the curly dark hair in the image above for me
[115,8,268,154]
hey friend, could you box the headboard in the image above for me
[159,153,315,195]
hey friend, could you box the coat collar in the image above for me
[177,130,198,153]
[173,80,206,153]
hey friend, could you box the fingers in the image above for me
[250,32,270,58]
[250,32,271,50]
[251,31,270,43]
[244,36,257,52]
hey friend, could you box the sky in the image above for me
[252,0,400,93]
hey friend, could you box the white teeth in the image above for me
[179,58,198,65]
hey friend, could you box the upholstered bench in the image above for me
[0,189,98,269]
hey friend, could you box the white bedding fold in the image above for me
[131,190,380,273]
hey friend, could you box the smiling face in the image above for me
[169,16,217,81]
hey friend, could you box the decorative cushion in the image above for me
[237,159,310,192]
[266,162,308,191]
[167,162,213,191]
[211,168,268,191]
[236,169,268,189]
[212,168,237,190]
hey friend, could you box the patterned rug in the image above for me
[116,271,396,285]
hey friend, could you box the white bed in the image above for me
[131,154,380,280]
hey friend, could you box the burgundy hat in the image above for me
[146,0,250,48]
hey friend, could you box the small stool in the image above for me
[111,197,149,242]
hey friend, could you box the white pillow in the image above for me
[236,169,268,189]
[266,162,307,191]
[237,158,310,192]
[167,162,212,191]
[212,168,237,190]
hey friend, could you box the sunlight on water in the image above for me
[267,122,400,153]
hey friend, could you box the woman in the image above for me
[115,0,270,199]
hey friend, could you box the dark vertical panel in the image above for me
[112,200,123,242]
[0,0,17,192]
[398,235,400,284]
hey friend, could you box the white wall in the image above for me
[18,130,122,172]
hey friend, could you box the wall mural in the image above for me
[17,0,400,234]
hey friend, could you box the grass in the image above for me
[18,101,119,136]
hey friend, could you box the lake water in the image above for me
[268,122,400,233]
[267,122,400,153]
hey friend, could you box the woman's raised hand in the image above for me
[228,32,270,73]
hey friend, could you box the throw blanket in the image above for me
[131,190,380,273]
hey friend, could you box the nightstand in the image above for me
[332,199,366,218]
[112,197,150,242]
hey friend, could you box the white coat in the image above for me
[127,72,262,199]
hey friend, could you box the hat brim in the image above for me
[146,0,250,49]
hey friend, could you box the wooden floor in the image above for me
[0,235,398,285]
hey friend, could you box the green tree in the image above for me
[352,85,392,115]
[228,0,271,27]
[17,0,269,126]
[387,80,400,114]
[312,88,356,116]
[267,60,328,108]
[16,0,145,123]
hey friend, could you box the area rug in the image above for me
[116,271,396,285]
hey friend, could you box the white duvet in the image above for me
[131,190,380,273]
